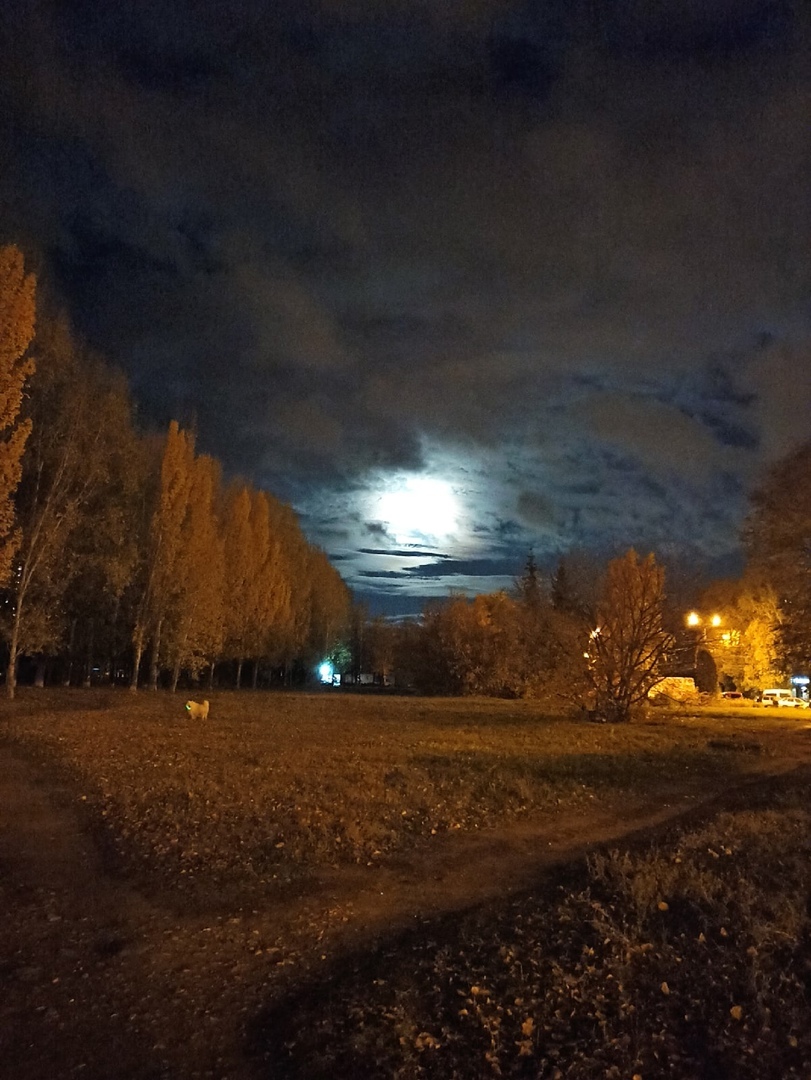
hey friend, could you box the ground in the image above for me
[1,693,810,1079]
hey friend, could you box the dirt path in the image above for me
[2,737,810,1080]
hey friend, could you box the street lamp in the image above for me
[686,611,721,630]
[686,617,721,630]
[685,611,722,691]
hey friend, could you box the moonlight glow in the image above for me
[376,476,459,545]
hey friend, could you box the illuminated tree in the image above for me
[409,592,526,697]
[698,577,783,691]
[584,550,673,723]
[60,391,147,686]
[165,453,226,690]
[129,421,195,690]
[745,442,811,674]
[0,244,36,584]
[222,483,255,687]
[271,500,314,678]
[246,488,291,686]
[4,315,137,697]
[305,546,351,670]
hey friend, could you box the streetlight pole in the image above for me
[685,611,721,691]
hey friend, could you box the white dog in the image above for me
[184,699,210,720]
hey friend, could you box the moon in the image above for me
[376,476,459,545]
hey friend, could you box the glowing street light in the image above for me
[685,611,721,630]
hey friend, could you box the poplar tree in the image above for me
[0,244,36,584]
[222,483,254,687]
[4,315,136,697]
[129,421,195,690]
[306,546,351,666]
[247,489,291,686]
[166,453,226,690]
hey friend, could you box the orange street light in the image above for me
[685,611,721,629]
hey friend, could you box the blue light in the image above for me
[318,661,334,684]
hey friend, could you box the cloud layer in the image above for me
[1,0,809,611]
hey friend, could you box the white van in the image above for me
[761,689,809,708]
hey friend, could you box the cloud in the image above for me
[581,393,739,483]
[2,0,809,610]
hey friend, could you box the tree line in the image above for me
[355,550,673,723]
[355,462,810,721]
[0,244,350,697]
[3,243,807,715]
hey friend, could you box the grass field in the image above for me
[3,689,811,1079]
[3,688,809,908]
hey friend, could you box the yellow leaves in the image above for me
[0,243,36,581]
[414,1031,441,1051]
[660,982,670,995]
[0,243,36,378]
[657,901,669,911]
[730,1005,743,1021]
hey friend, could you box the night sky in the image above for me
[2,0,809,614]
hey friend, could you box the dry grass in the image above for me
[253,772,811,1080]
[2,688,805,908]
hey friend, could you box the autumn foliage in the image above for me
[0,244,36,585]
[0,285,349,696]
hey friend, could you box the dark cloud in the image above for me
[1,0,809,611]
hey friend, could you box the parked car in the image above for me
[760,689,809,708]
[721,691,743,701]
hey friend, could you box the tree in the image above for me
[129,421,195,690]
[0,244,36,584]
[698,576,783,692]
[222,483,254,687]
[745,442,811,674]
[304,546,351,671]
[245,488,291,686]
[164,453,226,690]
[60,389,147,686]
[517,550,543,612]
[4,315,137,697]
[584,550,673,723]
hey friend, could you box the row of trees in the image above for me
[3,239,806,714]
[357,551,673,723]
[0,245,350,696]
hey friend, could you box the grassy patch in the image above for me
[253,771,811,1079]
[1,689,803,907]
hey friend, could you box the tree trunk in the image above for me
[149,618,163,691]
[207,662,215,690]
[236,657,243,689]
[6,600,23,700]
[64,618,77,687]
[109,597,121,685]
[252,660,259,689]
[171,660,181,693]
[83,619,95,688]
[34,656,46,688]
[130,630,145,692]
